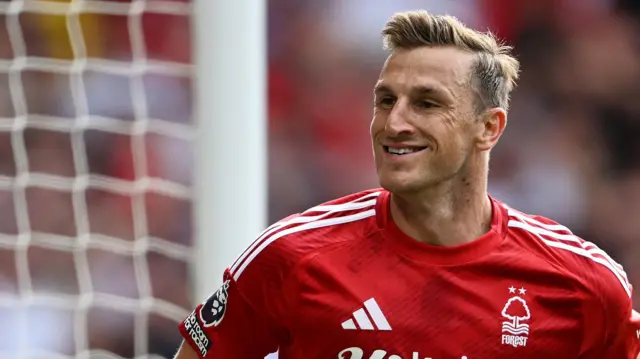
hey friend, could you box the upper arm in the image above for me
[173,341,200,359]
[176,210,322,358]
[596,305,640,359]
[599,267,638,358]
[580,258,638,358]
[177,217,299,359]
[177,270,283,358]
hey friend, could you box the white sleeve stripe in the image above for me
[541,238,632,298]
[233,209,376,280]
[507,208,574,233]
[508,219,632,298]
[507,219,628,281]
[229,191,381,274]
[507,218,627,274]
[305,191,382,212]
[229,198,377,274]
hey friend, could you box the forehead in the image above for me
[377,46,474,94]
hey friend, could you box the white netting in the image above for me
[0,1,194,358]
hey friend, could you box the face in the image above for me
[370,46,505,194]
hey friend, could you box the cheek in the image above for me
[435,127,469,158]
[451,132,471,154]
[370,116,383,137]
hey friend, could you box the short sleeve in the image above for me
[580,258,637,358]
[596,305,639,359]
[178,269,281,358]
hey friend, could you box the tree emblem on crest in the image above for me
[501,296,531,336]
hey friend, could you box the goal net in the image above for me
[0,0,194,358]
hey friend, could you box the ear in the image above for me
[476,107,507,151]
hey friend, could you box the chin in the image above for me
[377,172,424,194]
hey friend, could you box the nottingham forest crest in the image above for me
[501,286,531,348]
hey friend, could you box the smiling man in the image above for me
[174,10,639,359]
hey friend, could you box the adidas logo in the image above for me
[341,298,391,331]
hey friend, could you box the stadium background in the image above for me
[0,0,638,358]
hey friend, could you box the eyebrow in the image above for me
[373,83,392,95]
[412,85,441,96]
[373,83,445,97]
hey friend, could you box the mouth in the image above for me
[383,145,429,156]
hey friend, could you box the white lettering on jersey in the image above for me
[501,334,528,348]
[183,312,211,357]
[337,347,469,359]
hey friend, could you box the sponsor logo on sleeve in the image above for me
[183,312,211,357]
[199,280,230,327]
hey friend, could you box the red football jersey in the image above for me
[179,189,639,359]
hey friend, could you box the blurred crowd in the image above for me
[0,0,637,358]
[268,0,640,310]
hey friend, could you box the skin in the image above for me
[174,342,198,359]
[174,45,509,359]
[371,46,507,247]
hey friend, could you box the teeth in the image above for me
[387,147,416,155]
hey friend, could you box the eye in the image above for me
[415,100,437,109]
[377,96,396,108]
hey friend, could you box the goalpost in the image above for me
[193,0,267,301]
[0,0,267,358]
[194,1,271,358]
[193,1,272,355]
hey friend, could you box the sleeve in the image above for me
[598,304,639,359]
[178,269,282,358]
[580,262,638,359]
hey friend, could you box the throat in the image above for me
[389,191,493,247]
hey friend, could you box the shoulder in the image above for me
[499,203,637,354]
[223,189,383,323]
[502,202,632,303]
[228,189,383,284]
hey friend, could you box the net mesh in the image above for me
[0,1,194,358]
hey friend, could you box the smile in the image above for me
[383,146,428,155]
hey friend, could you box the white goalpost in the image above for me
[194,1,271,357]
[193,0,267,302]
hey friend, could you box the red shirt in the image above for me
[179,189,639,359]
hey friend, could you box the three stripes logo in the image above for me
[341,298,392,331]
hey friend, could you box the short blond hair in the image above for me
[382,10,520,112]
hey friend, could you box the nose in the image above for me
[384,100,414,137]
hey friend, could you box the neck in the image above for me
[389,166,493,247]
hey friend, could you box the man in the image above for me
[175,10,640,359]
